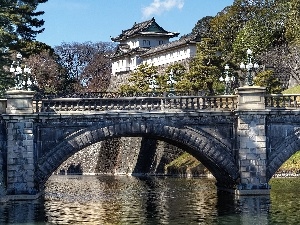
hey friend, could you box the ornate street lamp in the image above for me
[149,74,159,96]
[239,49,259,86]
[9,52,34,90]
[219,64,235,95]
[167,69,176,96]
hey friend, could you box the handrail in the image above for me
[34,95,238,113]
[33,91,202,99]
[265,94,300,109]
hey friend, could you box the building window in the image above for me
[143,40,150,46]
[131,58,135,65]
[159,40,164,45]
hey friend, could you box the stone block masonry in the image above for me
[2,90,38,196]
[237,113,268,189]
[55,137,184,176]
[235,86,269,194]
[5,117,37,194]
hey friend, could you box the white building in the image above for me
[110,18,200,75]
[141,34,199,69]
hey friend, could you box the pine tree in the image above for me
[180,38,222,95]
[254,70,282,93]
[119,63,158,94]
[0,0,47,93]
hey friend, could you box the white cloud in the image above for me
[142,0,184,19]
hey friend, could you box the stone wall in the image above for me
[237,113,267,190]
[107,60,191,92]
[0,120,6,196]
[6,118,36,195]
[0,148,5,197]
[55,137,184,176]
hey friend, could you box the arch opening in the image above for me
[267,130,300,180]
[36,122,239,191]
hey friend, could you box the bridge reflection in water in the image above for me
[1,176,300,224]
[2,87,300,199]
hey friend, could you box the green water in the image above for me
[0,176,299,224]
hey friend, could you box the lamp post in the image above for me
[167,69,177,96]
[239,49,259,86]
[219,64,235,95]
[9,52,33,90]
[149,74,159,96]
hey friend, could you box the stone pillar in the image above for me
[3,90,38,199]
[6,90,35,114]
[235,86,270,195]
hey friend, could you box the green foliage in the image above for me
[232,0,288,61]
[209,0,290,64]
[180,38,222,95]
[166,152,200,168]
[278,151,300,172]
[119,63,158,93]
[119,63,187,94]
[233,20,273,61]
[191,16,213,38]
[161,64,186,92]
[254,70,282,93]
[165,152,209,176]
[283,84,300,94]
[0,0,47,43]
[285,0,300,44]
[209,0,261,57]
[0,0,47,54]
[0,0,47,94]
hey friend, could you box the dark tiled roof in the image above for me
[110,45,150,59]
[111,17,179,42]
[140,34,201,57]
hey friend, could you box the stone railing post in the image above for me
[235,86,270,195]
[3,89,38,199]
[5,90,35,114]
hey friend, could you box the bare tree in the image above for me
[285,45,300,87]
[258,43,300,89]
[54,42,116,93]
[25,50,64,93]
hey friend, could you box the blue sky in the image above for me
[36,0,235,47]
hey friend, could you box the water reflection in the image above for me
[215,192,270,225]
[269,178,300,224]
[0,176,299,224]
[44,175,219,224]
[0,200,45,224]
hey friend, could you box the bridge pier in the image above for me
[234,86,270,195]
[2,90,39,200]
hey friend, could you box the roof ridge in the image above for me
[132,17,155,30]
[140,34,200,56]
[111,17,178,42]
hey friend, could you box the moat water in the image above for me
[0,175,300,224]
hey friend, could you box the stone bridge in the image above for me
[1,86,300,199]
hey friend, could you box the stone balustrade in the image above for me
[265,94,300,108]
[33,95,237,113]
[0,91,298,113]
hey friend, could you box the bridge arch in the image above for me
[267,128,300,180]
[36,120,239,190]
